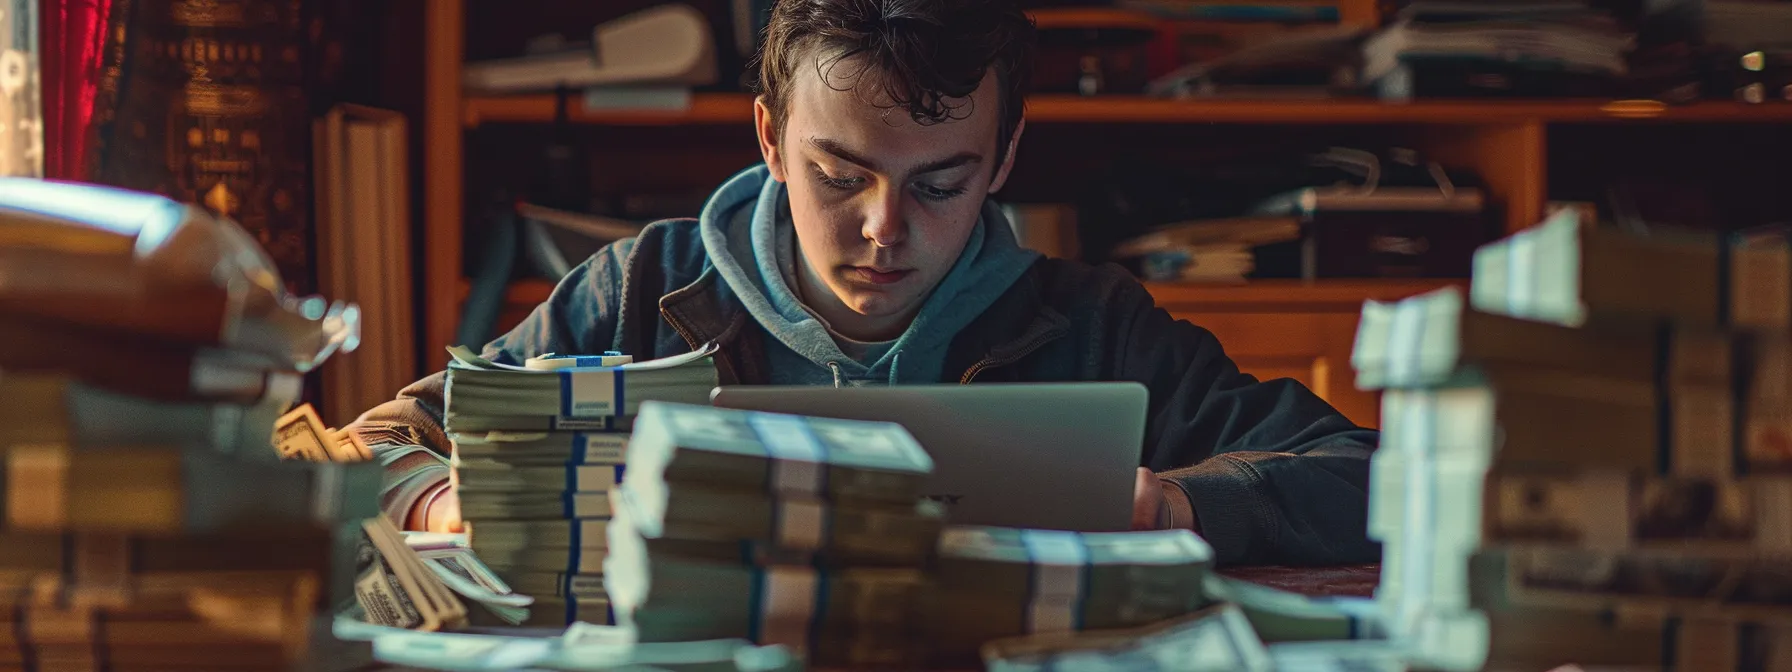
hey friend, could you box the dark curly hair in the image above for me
[751,0,1037,172]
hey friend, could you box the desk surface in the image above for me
[1218,563,1380,598]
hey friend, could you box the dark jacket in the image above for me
[358,218,1380,566]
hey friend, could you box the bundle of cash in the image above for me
[0,443,380,533]
[442,348,721,628]
[442,344,718,433]
[927,526,1217,666]
[606,401,941,668]
[1352,207,1792,671]
[1471,549,1792,671]
[981,603,1272,672]
[1203,574,1387,643]
[0,181,385,671]
[354,516,468,632]
[1470,207,1792,331]
[1355,285,1792,477]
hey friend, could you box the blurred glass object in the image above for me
[0,178,360,371]
[0,0,42,177]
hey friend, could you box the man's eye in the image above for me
[811,166,863,191]
[916,183,967,201]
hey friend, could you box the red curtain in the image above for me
[41,0,115,181]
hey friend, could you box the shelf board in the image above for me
[463,93,1792,128]
[1144,278,1460,310]
[466,277,1457,310]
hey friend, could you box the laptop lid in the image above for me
[710,382,1148,532]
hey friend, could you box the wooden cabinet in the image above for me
[1147,281,1459,429]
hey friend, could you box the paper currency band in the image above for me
[1019,529,1091,633]
[559,583,613,625]
[556,491,609,518]
[748,412,829,495]
[563,519,608,575]
[1648,324,1753,478]
[536,351,633,368]
[750,566,822,654]
[569,432,627,463]
[745,413,834,550]
[563,464,625,493]
[559,367,627,418]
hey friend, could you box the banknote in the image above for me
[355,524,429,630]
[274,404,335,462]
[357,516,467,631]
[417,546,532,624]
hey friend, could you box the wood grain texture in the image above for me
[1420,121,1547,235]
[424,0,466,355]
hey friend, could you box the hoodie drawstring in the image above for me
[828,361,844,388]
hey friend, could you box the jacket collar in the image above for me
[659,260,1067,383]
[657,265,757,384]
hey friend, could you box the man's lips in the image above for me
[846,266,911,285]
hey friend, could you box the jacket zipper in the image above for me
[959,329,1064,384]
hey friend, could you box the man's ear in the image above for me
[987,117,1026,194]
[753,96,788,183]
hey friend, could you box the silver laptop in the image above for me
[710,382,1148,532]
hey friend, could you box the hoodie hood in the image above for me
[698,163,1040,386]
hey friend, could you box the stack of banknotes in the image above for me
[928,526,1217,666]
[605,401,945,668]
[0,180,382,671]
[442,346,719,626]
[1353,207,1792,671]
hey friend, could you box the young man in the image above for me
[354,0,1379,567]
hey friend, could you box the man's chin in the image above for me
[839,290,919,320]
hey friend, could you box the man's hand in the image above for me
[1132,467,1197,532]
[1132,467,1164,530]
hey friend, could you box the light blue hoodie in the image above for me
[698,164,1041,387]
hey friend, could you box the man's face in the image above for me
[755,54,1022,339]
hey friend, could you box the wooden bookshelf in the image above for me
[463,93,1792,129]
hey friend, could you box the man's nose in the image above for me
[861,184,906,248]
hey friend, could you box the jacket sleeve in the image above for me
[1112,282,1380,567]
[344,238,636,526]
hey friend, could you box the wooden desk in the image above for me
[1218,563,1380,598]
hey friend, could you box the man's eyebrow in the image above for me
[808,137,983,177]
[809,138,878,171]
